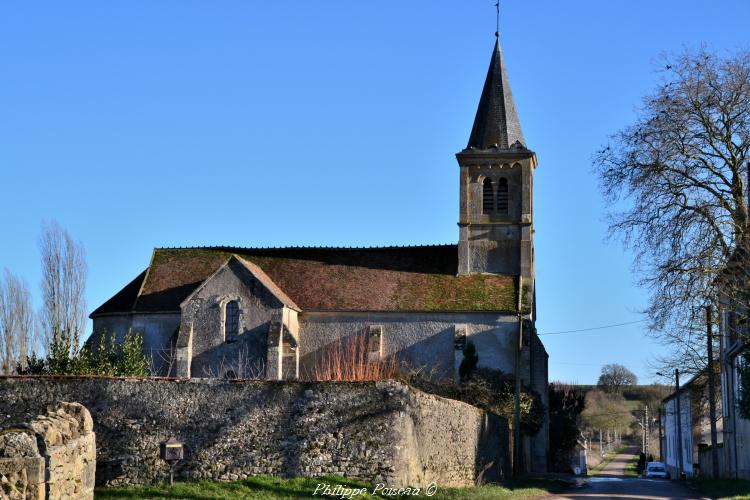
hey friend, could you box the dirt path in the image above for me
[596,446,637,477]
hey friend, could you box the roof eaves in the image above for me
[132,249,158,312]
[301,308,517,314]
[89,269,148,318]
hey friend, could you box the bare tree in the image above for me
[39,221,87,363]
[594,47,750,374]
[597,363,638,393]
[0,270,36,373]
[581,389,633,454]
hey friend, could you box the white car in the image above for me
[643,462,669,479]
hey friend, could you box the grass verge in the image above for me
[624,454,640,478]
[690,478,750,500]
[95,475,570,500]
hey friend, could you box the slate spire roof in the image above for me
[466,38,525,150]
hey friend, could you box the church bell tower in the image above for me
[457,36,536,301]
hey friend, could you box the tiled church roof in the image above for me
[91,246,518,315]
[90,270,147,316]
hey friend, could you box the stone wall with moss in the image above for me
[0,377,508,488]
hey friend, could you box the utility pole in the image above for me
[706,305,720,479]
[643,405,651,460]
[675,368,684,479]
[658,407,663,461]
[641,415,646,454]
[513,276,523,477]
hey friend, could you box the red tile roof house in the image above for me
[89,36,549,471]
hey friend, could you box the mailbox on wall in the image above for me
[160,437,184,463]
[159,437,184,484]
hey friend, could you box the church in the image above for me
[90,34,548,469]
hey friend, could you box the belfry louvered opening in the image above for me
[482,178,494,214]
[497,178,509,214]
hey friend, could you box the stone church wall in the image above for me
[465,227,522,275]
[91,313,180,376]
[0,377,508,488]
[179,259,280,378]
[528,333,549,472]
[298,312,520,380]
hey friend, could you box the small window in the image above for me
[367,325,383,361]
[224,300,239,341]
[454,325,467,350]
[497,178,509,214]
[482,178,494,214]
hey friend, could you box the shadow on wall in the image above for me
[137,281,204,313]
[274,385,406,478]
[475,412,510,483]
[1,374,521,488]
[0,378,429,486]
[190,324,268,379]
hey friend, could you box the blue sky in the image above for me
[1,1,748,384]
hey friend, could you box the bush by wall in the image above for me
[18,331,149,377]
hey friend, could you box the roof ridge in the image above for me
[153,243,457,251]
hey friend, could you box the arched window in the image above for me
[224,300,239,341]
[497,178,509,214]
[482,178,494,214]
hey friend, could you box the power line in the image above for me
[538,319,647,336]
[549,361,603,366]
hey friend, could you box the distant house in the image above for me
[571,436,588,476]
[717,248,750,479]
[660,369,723,479]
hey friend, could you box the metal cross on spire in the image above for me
[495,1,500,38]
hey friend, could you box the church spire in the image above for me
[466,38,525,150]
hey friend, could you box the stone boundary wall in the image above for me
[0,377,508,488]
[0,430,43,500]
[0,402,96,500]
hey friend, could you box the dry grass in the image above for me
[310,333,397,381]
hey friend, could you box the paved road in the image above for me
[550,448,706,500]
